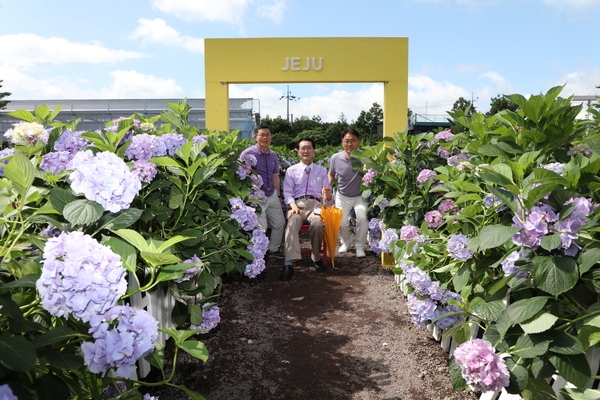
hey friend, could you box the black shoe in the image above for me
[267,250,285,259]
[313,259,326,272]
[279,264,294,281]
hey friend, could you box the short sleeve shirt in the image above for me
[240,144,280,197]
[328,151,363,197]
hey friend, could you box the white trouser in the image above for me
[256,191,285,253]
[335,192,368,250]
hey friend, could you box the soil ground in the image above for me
[149,241,480,400]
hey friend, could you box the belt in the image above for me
[295,195,321,202]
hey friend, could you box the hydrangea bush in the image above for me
[0,101,267,399]
[361,86,600,399]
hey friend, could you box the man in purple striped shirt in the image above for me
[280,137,333,281]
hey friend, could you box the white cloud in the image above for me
[130,18,204,53]
[99,70,184,98]
[409,75,469,115]
[256,0,288,24]
[151,0,288,25]
[0,34,146,68]
[151,0,250,24]
[540,0,600,8]
[0,66,183,100]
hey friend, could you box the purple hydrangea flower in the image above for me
[130,160,158,183]
[244,229,269,278]
[483,194,503,209]
[406,293,437,326]
[143,394,159,400]
[69,150,141,213]
[229,197,258,231]
[0,384,17,400]
[40,151,74,174]
[447,234,472,261]
[447,153,471,167]
[400,225,420,241]
[552,197,598,256]
[378,198,389,209]
[378,228,398,253]
[542,162,565,175]
[40,224,61,237]
[512,204,558,249]
[439,199,457,214]
[416,169,436,183]
[157,133,187,156]
[433,129,453,143]
[567,143,592,157]
[54,129,90,153]
[437,147,452,158]
[193,134,208,144]
[425,210,443,228]
[36,231,127,322]
[124,134,167,161]
[501,250,529,278]
[4,121,49,145]
[362,168,377,184]
[0,147,15,177]
[81,305,158,378]
[190,303,221,334]
[454,339,510,393]
[174,255,203,283]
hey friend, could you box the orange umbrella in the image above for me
[320,188,343,268]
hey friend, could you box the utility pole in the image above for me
[279,85,299,123]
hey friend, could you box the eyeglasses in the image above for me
[342,139,359,144]
[256,133,272,138]
[299,146,313,151]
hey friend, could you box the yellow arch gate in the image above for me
[204,37,408,137]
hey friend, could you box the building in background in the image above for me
[0,98,256,143]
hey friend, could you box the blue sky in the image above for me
[1,0,599,123]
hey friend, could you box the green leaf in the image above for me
[171,384,207,400]
[533,256,579,296]
[540,234,562,251]
[506,357,529,393]
[145,342,165,371]
[33,373,70,400]
[533,168,570,186]
[549,353,590,390]
[31,326,83,347]
[452,264,470,292]
[548,331,584,355]
[156,235,194,253]
[8,109,35,121]
[113,229,149,252]
[580,248,600,275]
[190,304,203,325]
[291,297,304,301]
[513,335,551,358]
[504,297,550,325]
[522,377,558,400]
[471,300,505,321]
[97,208,143,231]
[525,183,558,209]
[0,335,37,371]
[561,388,600,400]
[477,225,519,250]
[448,357,467,390]
[4,151,34,198]
[62,199,104,226]
[177,340,209,362]
[520,313,559,334]
[44,345,84,369]
[144,253,182,271]
[102,236,137,273]
[49,187,77,213]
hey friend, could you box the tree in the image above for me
[0,80,11,110]
[451,97,477,117]
[486,94,519,116]
[354,102,383,144]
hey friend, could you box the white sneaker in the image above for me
[338,244,349,253]
[356,249,366,258]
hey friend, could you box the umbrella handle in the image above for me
[321,187,332,208]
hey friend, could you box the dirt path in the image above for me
[150,249,479,400]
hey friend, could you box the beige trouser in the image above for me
[283,198,324,262]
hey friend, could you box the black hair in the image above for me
[297,137,316,149]
[341,128,360,140]
[254,124,271,134]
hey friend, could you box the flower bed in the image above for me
[363,87,600,399]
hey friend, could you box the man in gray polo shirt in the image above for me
[328,128,368,258]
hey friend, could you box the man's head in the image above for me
[254,124,272,150]
[297,137,316,165]
[341,128,360,156]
